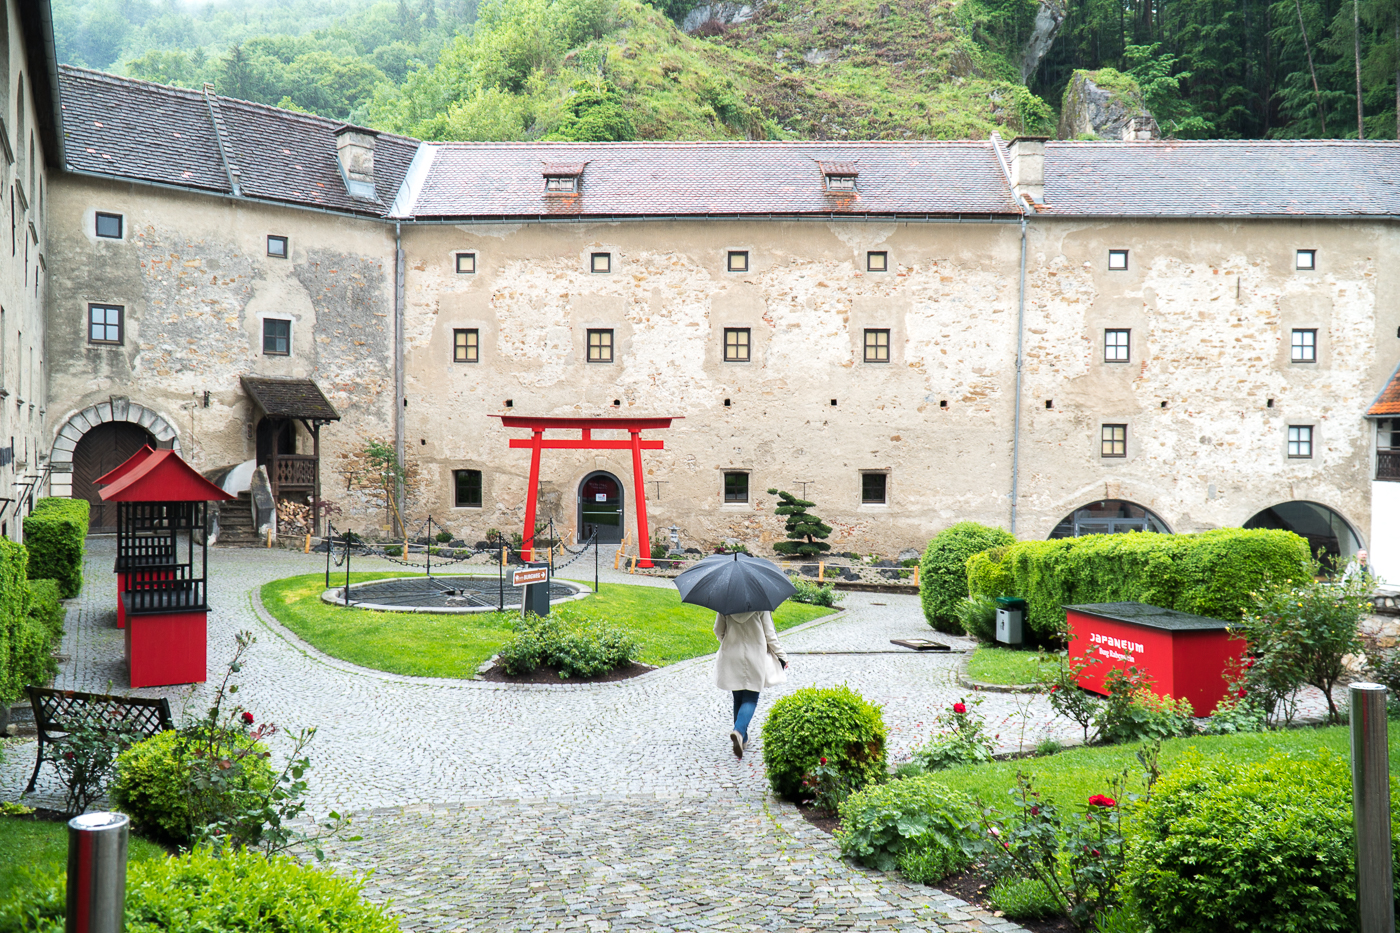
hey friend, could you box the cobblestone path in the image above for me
[1,540,1069,932]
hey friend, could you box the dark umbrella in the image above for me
[673,552,797,615]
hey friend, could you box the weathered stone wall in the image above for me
[44,176,396,520]
[0,0,54,540]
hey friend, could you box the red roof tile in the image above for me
[1369,364,1400,417]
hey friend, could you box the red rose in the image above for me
[241,712,255,725]
[820,757,827,765]
[953,702,967,715]
[63,752,74,760]
[1088,794,1116,808]
[1092,849,1101,857]
[1049,685,1059,693]
[1030,806,1040,816]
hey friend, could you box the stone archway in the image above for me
[48,397,181,509]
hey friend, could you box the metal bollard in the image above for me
[66,811,128,933]
[1350,682,1395,933]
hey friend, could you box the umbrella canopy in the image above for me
[673,552,797,615]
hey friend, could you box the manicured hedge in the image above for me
[762,685,887,800]
[919,522,1015,634]
[0,557,64,705]
[0,539,29,704]
[23,497,89,598]
[966,528,1311,640]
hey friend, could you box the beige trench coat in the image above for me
[713,611,789,691]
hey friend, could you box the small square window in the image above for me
[1291,328,1317,363]
[727,250,749,273]
[545,175,577,193]
[587,328,614,363]
[866,251,888,272]
[723,327,750,362]
[453,328,479,363]
[87,303,123,345]
[95,212,122,239]
[454,469,483,507]
[1296,249,1316,270]
[1288,425,1313,458]
[1101,424,1127,458]
[1104,329,1131,363]
[861,472,887,504]
[723,472,749,502]
[262,318,291,355]
[826,174,857,191]
[455,252,476,274]
[1108,249,1129,271]
[590,252,611,274]
[267,235,288,258]
[864,328,890,363]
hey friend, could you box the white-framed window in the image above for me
[95,212,123,239]
[1291,328,1317,363]
[590,252,611,274]
[1296,249,1317,270]
[545,175,578,193]
[1108,249,1129,271]
[1288,425,1313,458]
[267,235,288,258]
[1104,329,1131,362]
[455,252,476,274]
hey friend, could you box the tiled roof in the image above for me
[241,377,341,421]
[1368,363,1400,417]
[401,142,1023,219]
[1043,140,1400,216]
[58,66,419,217]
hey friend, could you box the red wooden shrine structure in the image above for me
[491,415,678,568]
[97,448,233,688]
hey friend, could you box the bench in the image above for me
[24,685,174,793]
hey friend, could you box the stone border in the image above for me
[955,649,1042,695]
[250,581,847,692]
[319,574,591,613]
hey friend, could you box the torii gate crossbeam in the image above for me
[490,415,680,568]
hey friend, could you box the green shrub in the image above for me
[920,523,1014,634]
[26,580,63,642]
[967,528,1310,640]
[988,876,1062,920]
[22,498,90,599]
[762,685,887,800]
[837,773,977,874]
[954,595,997,642]
[111,730,275,846]
[0,539,31,704]
[495,609,638,678]
[1096,668,1196,745]
[0,847,398,932]
[1127,751,1400,933]
[791,579,840,606]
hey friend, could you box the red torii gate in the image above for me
[491,415,679,568]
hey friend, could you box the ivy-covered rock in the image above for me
[1058,69,1160,140]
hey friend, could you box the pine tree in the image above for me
[766,488,833,558]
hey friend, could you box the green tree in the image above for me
[544,80,634,141]
[765,488,832,558]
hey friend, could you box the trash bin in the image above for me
[995,597,1027,646]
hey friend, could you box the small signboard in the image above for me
[512,566,549,587]
[595,493,607,502]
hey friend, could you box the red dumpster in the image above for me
[1066,602,1247,717]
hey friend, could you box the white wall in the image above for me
[1370,480,1400,585]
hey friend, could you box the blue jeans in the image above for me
[732,690,759,742]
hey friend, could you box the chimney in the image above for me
[1008,136,1048,205]
[335,125,379,200]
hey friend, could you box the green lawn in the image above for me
[259,573,837,678]
[931,722,1400,819]
[965,646,1054,686]
[0,815,166,898]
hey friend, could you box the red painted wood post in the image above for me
[521,428,544,561]
[631,429,652,568]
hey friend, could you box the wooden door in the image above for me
[72,422,155,532]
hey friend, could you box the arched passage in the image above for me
[49,399,181,531]
[578,471,624,544]
[1244,501,1362,569]
[71,422,156,532]
[1049,499,1172,538]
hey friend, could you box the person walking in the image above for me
[714,609,788,758]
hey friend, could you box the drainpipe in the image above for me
[1010,212,1028,536]
[394,221,406,535]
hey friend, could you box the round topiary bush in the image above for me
[1127,750,1400,933]
[0,848,398,932]
[836,773,977,875]
[920,523,1015,634]
[111,729,275,846]
[761,685,886,800]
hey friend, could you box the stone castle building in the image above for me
[2,1,1398,577]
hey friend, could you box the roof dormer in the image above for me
[819,161,859,191]
[543,162,586,194]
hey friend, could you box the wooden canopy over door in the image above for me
[72,421,157,532]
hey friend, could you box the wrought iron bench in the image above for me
[24,685,174,793]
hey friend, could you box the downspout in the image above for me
[394,221,406,536]
[1011,210,1028,536]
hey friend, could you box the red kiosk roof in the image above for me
[92,445,157,487]
[490,414,680,430]
[98,449,235,502]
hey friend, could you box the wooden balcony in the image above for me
[271,454,318,492]
[1378,449,1400,482]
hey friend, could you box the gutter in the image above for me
[394,221,406,537]
[1011,208,1028,535]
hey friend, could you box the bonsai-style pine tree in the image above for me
[767,488,833,557]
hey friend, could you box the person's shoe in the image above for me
[730,730,744,759]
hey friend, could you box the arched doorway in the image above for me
[578,471,624,544]
[1049,499,1172,538]
[1244,501,1362,570]
[72,421,156,532]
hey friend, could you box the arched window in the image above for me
[1244,501,1362,570]
[1049,499,1172,538]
